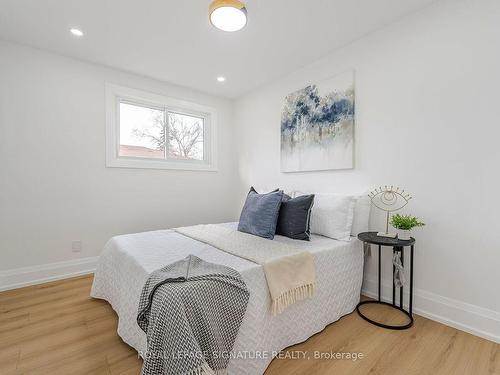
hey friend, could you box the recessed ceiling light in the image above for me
[209,0,247,32]
[70,28,84,37]
[217,76,226,83]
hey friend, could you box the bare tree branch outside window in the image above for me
[168,113,204,160]
[131,110,204,160]
[131,110,165,151]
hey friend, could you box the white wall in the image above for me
[0,41,238,287]
[234,0,500,341]
[1,0,499,343]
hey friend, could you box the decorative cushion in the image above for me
[238,187,283,239]
[310,194,356,241]
[351,194,371,236]
[276,194,315,241]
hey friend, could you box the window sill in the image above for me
[106,157,218,172]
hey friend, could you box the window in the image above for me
[106,84,217,171]
[119,102,165,160]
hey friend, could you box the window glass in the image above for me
[119,102,165,159]
[167,112,204,161]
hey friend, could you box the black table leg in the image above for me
[392,247,396,306]
[400,246,404,308]
[378,245,381,301]
[409,245,414,316]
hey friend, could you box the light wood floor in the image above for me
[0,275,498,375]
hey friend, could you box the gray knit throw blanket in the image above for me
[137,255,250,375]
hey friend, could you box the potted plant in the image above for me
[390,214,425,240]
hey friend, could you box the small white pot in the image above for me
[398,229,412,240]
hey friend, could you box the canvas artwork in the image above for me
[280,71,355,172]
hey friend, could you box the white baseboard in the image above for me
[0,257,98,292]
[362,277,500,344]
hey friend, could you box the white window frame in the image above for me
[105,83,217,171]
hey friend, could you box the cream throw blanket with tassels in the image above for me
[175,224,316,315]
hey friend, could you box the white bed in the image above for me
[91,222,363,375]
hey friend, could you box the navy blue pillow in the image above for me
[238,187,283,239]
[276,194,315,241]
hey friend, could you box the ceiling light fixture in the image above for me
[209,0,247,32]
[70,28,84,37]
[217,76,226,82]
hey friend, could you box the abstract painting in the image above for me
[280,71,354,172]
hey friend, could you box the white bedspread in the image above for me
[175,224,316,315]
[91,223,363,375]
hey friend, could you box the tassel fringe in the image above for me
[272,283,316,315]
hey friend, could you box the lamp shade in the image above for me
[209,0,247,32]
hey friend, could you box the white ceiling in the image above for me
[0,0,436,98]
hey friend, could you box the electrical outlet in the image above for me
[72,241,82,252]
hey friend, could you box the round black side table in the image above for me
[356,232,415,330]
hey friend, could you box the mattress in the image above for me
[90,223,363,375]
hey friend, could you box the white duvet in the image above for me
[91,223,363,375]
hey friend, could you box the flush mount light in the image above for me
[209,0,247,32]
[70,28,84,37]
[217,76,226,82]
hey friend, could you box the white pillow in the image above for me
[351,195,371,236]
[310,194,356,241]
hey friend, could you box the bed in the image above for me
[91,222,363,375]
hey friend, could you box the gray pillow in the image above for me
[276,194,315,241]
[238,187,283,239]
